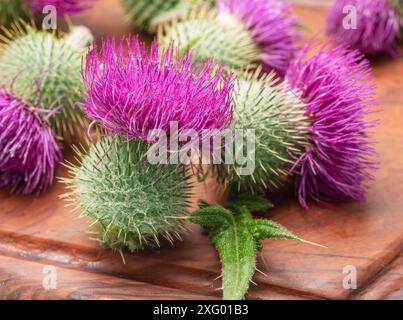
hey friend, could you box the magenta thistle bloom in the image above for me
[326,0,402,55]
[286,44,378,208]
[28,0,93,14]
[0,88,62,194]
[82,36,234,142]
[217,0,300,75]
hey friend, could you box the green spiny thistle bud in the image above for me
[0,0,27,27]
[122,0,213,33]
[159,10,259,71]
[62,137,192,252]
[159,1,300,75]
[0,24,93,139]
[215,70,309,193]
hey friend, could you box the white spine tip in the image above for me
[65,25,94,52]
[299,238,327,248]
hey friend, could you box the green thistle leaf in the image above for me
[188,205,234,229]
[247,219,300,241]
[228,189,273,213]
[189,202,301,300]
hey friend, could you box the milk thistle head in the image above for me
[326,0,402,55]
[62,136,191,251]
[216,0,300,75]
[215,70,308,194]
[0,87,62,194]
[82,36,234,143]
[160,0,300,75]
[0,23,93,140]
[285,44,378,208]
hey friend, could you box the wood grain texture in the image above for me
[0,255,215,300]
[0,1,402,300]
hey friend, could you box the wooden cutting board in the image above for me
[0,1,402,300]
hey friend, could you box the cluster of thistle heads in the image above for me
[121,0,298,74]
[0,0,381,252]
[64,1,378,252]
[156,0,300,75]
[0,12,93,193]
[123,0,402,58]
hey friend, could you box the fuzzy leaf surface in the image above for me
[189,203,300,300]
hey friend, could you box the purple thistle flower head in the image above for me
[0,88,62,194]
[217,0,300,75]
[326,0,402,56]
[82,36,234,142]
[285,44,378,208]
[28,0,93,14]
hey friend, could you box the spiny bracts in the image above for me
[326,0,402,55]
[215,70,308,194]
[0,0,27,27]
[159,9,259,72]
[83,36,234,143]
[286,44,378,208]
[0,87,62,194]
[121,0,213,33]
[0,24,93,139]
[159,0,300,75]
[62,136,192,252]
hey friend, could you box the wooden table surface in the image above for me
[0,1,402,300]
